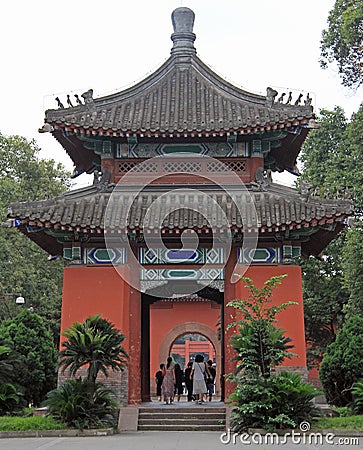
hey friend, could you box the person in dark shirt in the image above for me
[184,361,194,402]
[174,363,184,402]
[155,363,165,401]
[206,360,216,401]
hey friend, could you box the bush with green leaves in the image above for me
[230,371,319,432]
[0,309,57,406]
[320,315,363,406]
[43,378,118,430]
[352,378,363,414]
[45,315,129,428]
[0,382,25,416]
[228,275,319,431]
[59,314,129,397]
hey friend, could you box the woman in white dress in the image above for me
[190,354,211,404]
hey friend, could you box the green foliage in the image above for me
[230,321,295,379]
[0,415,66,431]
[320,315,363,406]
[59,315,129,391]
[301,235,348,367]
[351,378,363,413]
[320,0,363,88]
[332,406,354,416]
[342,226,363,317]
[230,372,319,432]
[0,345,15,383]
[313,414,363,430]
[0,132,70,345]
[228,275,297,378]
[43,378,118,430]
[0,309,57,406]
[0,382,25,416]
[299,106,363,364]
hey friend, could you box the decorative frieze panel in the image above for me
[238,246,301,264]
[140,268,224,281]
[238,247,281,263]
[117,143,236,158]
[139,248,225,264]
[63,247,126,264]
[84,248,126,265]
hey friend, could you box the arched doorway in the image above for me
[170,332,216,367]
[158,325,221,397]
[141,286,224,402]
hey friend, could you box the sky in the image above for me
[1,0,361,187]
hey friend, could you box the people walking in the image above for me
[190,354,211,404]
[155,363,165,401]
[161,356,175,404]
[174,363,184,402]
[184,361,194,401]
[206,360,216,401]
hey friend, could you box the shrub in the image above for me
[0,382,25,415]
[230,372,319,432]
[43,378,118,430]
[0,309,57,406]
[320,315,363,406]
[352,378,363,414]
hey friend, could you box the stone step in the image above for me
[139,418,225,426]
[137,405,226,432]
[139,413,225,420]
[138,424,225,431]
[138,407,226,413]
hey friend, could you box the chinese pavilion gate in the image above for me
[8,7,352,405]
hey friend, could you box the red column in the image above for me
[223,247,238,402]
[127,267,142,405]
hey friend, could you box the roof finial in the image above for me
[170,7,196,56]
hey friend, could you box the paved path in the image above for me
[0,432,361,450]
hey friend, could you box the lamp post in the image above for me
[15,296,25,305]
[0,292,25,319]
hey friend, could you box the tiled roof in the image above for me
[8,183,352,256]
[44,8,314,139]
[45,56,314,137]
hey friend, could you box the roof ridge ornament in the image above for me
[170,7,196,57]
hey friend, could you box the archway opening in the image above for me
[170,333,216,368]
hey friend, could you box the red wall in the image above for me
[61,267,131,349]
[61,264,306,403]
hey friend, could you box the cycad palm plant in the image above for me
[59,315,129,396]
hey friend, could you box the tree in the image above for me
[0,132,70,345]
[320,0,363,88]
[227,275,319,431]
[228,275,296,379]
[0,345,14,383]
[0,309,57,406]
[299,106,363,362]
[319,315,363,406]
[301,235,349,367]
[59,315,129,397]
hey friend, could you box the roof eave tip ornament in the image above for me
[38,122,55,134]
[170,7,197,57]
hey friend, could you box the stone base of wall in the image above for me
[58,367,128,406]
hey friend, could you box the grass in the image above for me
[0,415,66,432]
[313,415,363,430]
